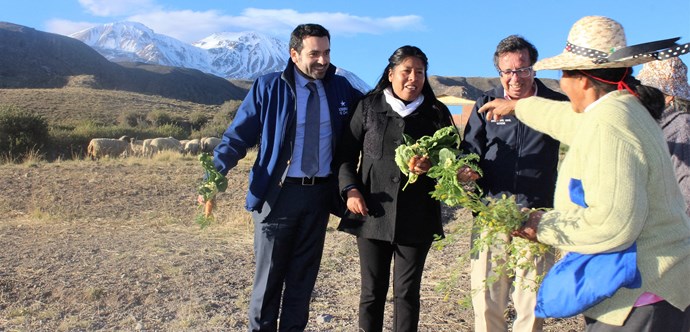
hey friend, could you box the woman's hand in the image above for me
[511,209,544,242]
[478,99,518,122]
[408,155,431,175]
[457,165,481,183]
[346,188,369,216]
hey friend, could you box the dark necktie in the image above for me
[301,82,320,177]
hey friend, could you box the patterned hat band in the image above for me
[565,40,690,65]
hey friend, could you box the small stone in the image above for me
[316,314,333,324]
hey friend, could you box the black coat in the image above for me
[336,93,453,244]
[459,78,568,209]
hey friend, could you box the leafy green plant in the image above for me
[196,153,228,228]
[395,125,553,304]
[394,126,462,189]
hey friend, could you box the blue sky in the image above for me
[3,0,690,87]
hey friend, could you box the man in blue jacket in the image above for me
[211,23,362,331]
[459,35,567,332]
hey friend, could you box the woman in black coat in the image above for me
[336,45,454,332]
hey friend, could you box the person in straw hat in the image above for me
[475,15,690,331]
[637,57,690,218]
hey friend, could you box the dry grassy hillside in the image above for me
[0,87,221,125]
[0,152,585,331]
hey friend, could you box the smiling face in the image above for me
[290,36,330,80]
[388,56,425,102]
[498,48,535,99]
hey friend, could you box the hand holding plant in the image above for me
[196,153,228,228]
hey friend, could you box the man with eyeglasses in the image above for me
[459,35,568,332]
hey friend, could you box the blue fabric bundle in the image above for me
[535,178,642,318]
[535,243,642,318]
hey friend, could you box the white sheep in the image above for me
[183,139,201,155]
[142,138,156,157]
[200,137,221,153]
[149,137,182,154]
[87,137,132,160]
[128,138,145,157]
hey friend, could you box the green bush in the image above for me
[191,99,241,138]
[147,109,174,127]
[0,106,50,161]
[153,124,188,139]
[219,100,241,121]
[189,111,209,131]
[118,110,147,127]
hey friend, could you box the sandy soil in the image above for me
[0,155,585,331]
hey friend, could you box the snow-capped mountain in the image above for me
[70,22,211,73]
[70,22,371,93]
[194,32,288,80]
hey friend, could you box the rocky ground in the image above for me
[0,154,585,331]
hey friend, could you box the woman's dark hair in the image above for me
[367,46,453,127]
[563,68,665,120]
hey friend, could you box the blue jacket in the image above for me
[213,60,362,214]
[460,79,567,208]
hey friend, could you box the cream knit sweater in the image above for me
[516,91,690,326]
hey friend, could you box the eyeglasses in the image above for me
[498,66,533,78]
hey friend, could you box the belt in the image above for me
[283,176,330,186]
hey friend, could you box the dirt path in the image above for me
[0,157,584,331]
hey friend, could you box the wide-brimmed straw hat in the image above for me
[534,16,690,71]
[638,57,690,101]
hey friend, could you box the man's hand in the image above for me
[477,99,518,122]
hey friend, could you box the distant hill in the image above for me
[0,21,563,114]
[0,22,247,105]
[0,87,221,126]
[429,75,562,102]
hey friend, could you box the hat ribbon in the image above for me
[578,67,639,97]
[566,39,690,64]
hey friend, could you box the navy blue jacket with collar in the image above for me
[213,60,362,214]
[460,78,567,209]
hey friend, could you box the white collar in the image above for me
[583,90,617,113]
[383,87,425,118]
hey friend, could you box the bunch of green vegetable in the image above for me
[427,147,483,208]
[196,152,228,228]
[394,126,552,295]
[470,195,552,286]
[394,126,463,190]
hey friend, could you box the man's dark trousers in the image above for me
[248,181,331,332]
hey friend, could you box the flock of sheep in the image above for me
[86,136,222,160]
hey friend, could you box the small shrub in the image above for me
[118,110,147,127]
[189,111,209,131]
[218,100,241,122]
[0,106,50,162]
[147,109,173,127]
[193,100,241,139]
[153,124,188,140]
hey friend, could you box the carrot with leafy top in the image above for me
[196,153,227,228]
